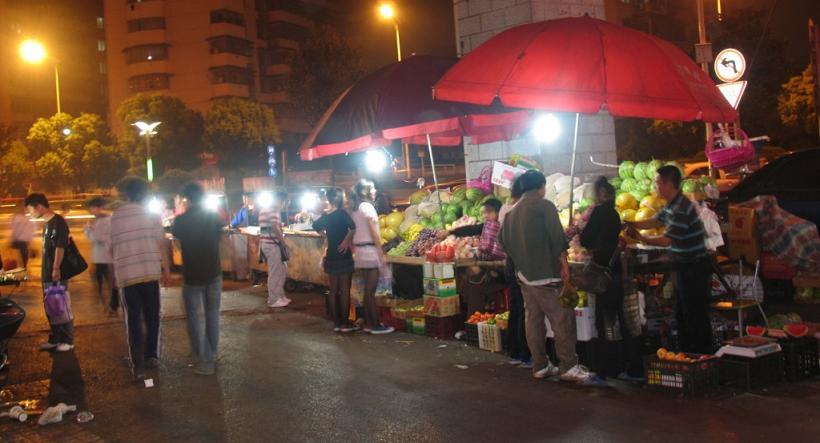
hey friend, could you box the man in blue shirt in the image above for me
[230,194,259,228]
[627,166,712,353]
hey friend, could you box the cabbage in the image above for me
[409,191,428,205]
[620,178,637,192]
[555,190,572,209]
[699,176,718,188]
[418,201,439,217]
[647,159,664,178]
[681,179,701,193]
[633,162,648,180]
[619,161,635,180]
[428,190,452,204]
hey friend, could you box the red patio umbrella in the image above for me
[433,16,738,217]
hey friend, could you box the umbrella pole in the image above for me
[427,133,446,227]
[568,113,580,223]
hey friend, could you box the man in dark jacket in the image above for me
[498,170,594,384]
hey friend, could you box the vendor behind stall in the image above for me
[231,194,259,228]
[626,165,712,354]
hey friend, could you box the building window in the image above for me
[97,17,104,29]
[209,36,252,56]
[98,40,106,52]
[210,9,245,27]
[259,48,294,67]
[99,62,107,74]
[125,44,168,64]
[259,22,310,42]
[128,73,171,92]
[127,16,166,32]
[210,66,251,85]
[261,74,289,93]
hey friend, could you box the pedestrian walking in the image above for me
[25,194,75,352]
[350,180,393,334]
[110,177,171,379]
[313,188,356,332]
[498,170,595,384]
[172,183,224,375]
[84,198,118,316]
[626,165,712,353]
[10,201,34,269]
[259,191,291,308]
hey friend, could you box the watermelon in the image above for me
[784,324,809,338]
[409,190,428,205]
[444,212,458,224]
[480,194,496,205]
[767,314,789,330]
[609,176,623,189]
[620,178,637,192]
[646,159,664,178]
[629,189,645,201]
[633,162,648,180]
[452,188,467,204]
[465,187,484,202]
[430,212,443,224]
[681,179,701,193]
[619,161,635,180]
[746,326,766,336]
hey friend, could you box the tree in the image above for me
[204,97,280,173]
[778,65,817,146]
[34,151,72,193]
[287,24,365,126]
[82,140,129,189]
[156,168,195,196]
[116,93,204,174]
[0,141,35,197]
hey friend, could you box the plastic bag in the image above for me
[376,262,393,296]
[695,202,724,251]
[44,283,73,325]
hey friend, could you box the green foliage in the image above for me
[156,168,195,196]
[204,97,280,173]
[82,140,129,189]
[287,24,365,126]
[0,141,35,196]
[778,65,817,143]
[116,93,204,173]
[35,151,72,192]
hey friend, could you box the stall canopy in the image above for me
[298,55,530,161]
[433,16,738,219]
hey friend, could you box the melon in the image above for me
[784,324,809,338]
[620,208,637,222]
[635,207,656,222]
[615,192,638,211]
[746,326,766,336]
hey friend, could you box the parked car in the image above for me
[726,148,820,226]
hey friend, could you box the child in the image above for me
[477,199,506,261]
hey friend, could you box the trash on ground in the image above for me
[437,344,448,348]
[455,364,469,370]
[76,411,95,423]
[144,378,155,388]
[0,405,27,422]
[38,403,76,426]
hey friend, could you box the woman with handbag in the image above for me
[350,180,393,334]
[260,191,291,309]
[579,178,628,382]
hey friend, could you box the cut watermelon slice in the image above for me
[746,326,766,336]
[784,324,809,338]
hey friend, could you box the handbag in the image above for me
[278,241,290,263]
[44,283,73,325]
[59,237,88,280]
[573,248,620,294]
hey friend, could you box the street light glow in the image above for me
[133,120,161,136]
[19,39,46,64]
[532,113,562,143]
[256,192,273,209]
[378,3,396,21]
[365,149,388,173]
[62,128,71,136]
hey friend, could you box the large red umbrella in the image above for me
[298,56,529,161]
[433,16,737,218]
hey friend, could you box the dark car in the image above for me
[726,148,820,226]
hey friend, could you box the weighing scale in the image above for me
[715,335,782,358]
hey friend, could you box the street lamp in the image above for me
[377,3,402,62]
[133,121,161,182]
[19,39,62,114]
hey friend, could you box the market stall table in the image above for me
[0,269,27,297]
[244,228,329,290]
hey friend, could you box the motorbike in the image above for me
[0,298,26,371]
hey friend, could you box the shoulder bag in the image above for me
[573,247,620,294]
[60,237,88,280]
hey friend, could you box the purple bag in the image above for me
[44,283,73,325]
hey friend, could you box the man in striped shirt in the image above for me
[627,165,712,353]
[110,177,171,379]
[259,191,291,308]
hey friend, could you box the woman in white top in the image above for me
[350,180,394,334]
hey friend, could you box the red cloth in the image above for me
[479,220,506,261]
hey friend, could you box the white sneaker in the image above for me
[269,299,291,308]
[39,342,59,351]
[56,343,74,352]
[559,364,595,383]
[533,362,560,379]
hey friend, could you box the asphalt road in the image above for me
[1,216,819,442]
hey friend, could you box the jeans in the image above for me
[11,241,29,268]
[507,281,530,362]
[183,277,222,364]
[43,280,73,345]
[521,283,578,373]
[122,281,161,373]
[675,258,713,354]
[260,242,287,306]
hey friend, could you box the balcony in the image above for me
[210,52,249,68]
[125,0,165,19]
[267,38,299,51]
[211,83,250,98]
[125,60,170,78]
[209,22,248,39]
[266,10,313,30]
[265,64,291,76]
[126,29,167,48]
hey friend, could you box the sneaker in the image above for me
[333,326,341,332]
[55,343,74,352]
[339,324,359,333]
[145,358,160,369]
[533,362,560,379]
[581,375,611,387]
[283,297,293,304]
[369,325,395,335]
[39,342,59,351]
[508,359,523,366]
[559,364,595,383]
[193,362,216,376]
[519,361,534,369]
[269,299,291,308]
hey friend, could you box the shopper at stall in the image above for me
[626,166,712,353]
[501,179,531,367]
[230,194,259,228]
[172,182,224,376]
[259,191,291,308]
[580,177,642,381]
[10,201,34,269]
[25,193,74,352]
[350,179,394,334]
[110,177,172,379]
[498,170,594,384]
[313,188,357,333]
[85,198,118,316]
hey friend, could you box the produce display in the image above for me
[795,286,820,304]
[432,235,480,261]
[467,312,497,324]
[655,348,712,363]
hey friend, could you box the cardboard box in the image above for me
[423,295,460,317]
[375,295,399,308]
[433,263,455,279]
[424,278,457,297]
[728,205,760,262]
[411,317,425,335]
[423,262,434,279]
[575,307,597,342]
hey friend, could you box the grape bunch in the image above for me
[408,229,438,256]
